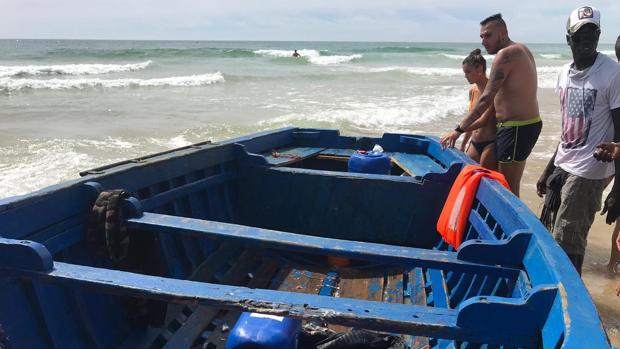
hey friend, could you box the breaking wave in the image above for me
[0,72,224,91]
[0,61,152,78]
[254,49,362,65]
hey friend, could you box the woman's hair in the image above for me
[462,48,486,73]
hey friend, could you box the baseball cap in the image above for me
[567,6,600,34]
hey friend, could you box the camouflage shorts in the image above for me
[551,173,610,256]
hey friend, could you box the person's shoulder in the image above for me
[598,53,620,71]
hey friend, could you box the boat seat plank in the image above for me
[389,152,444,177]
[263,147,326,166]
[27,261,544,347]
[126,212,521,279]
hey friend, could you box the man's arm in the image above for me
[464,104,496,131]
[602,107,620,224]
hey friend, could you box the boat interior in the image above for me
[0,128,610,348]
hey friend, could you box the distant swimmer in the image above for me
[292,50,301,57]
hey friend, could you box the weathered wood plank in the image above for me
[161,249,261,349]
[383,270,404,304]
[408,268,431,349]
[126,213,520,279]
[389,152,444,177]
[23,262,541,347]
[263,147,326,166]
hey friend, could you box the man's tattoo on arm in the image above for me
[492,69,505,81]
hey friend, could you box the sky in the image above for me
[2,0,620,44]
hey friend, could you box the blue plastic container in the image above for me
[226,312,301,349]
[348,151,391,175]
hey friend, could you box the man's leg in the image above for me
[498,161,527,197]
[552,174,607,275]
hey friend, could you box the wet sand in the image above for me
[520,89,620,346]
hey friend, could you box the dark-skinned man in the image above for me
[537,7,620,275]
[441,14,541,198]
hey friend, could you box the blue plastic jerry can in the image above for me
[225,312,301,349]
[348,151,391,175]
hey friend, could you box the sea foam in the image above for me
[259,88,468,134]
[0,61,152,78]
[0,72,224,91]
[254,49,361,65]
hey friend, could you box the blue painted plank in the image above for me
[407,268,430,349]
[427,269,450,309]
[125,213,521,279]
[263,147,326,166]
[0,278,54,348]
[23,262,542,347]
[319,148,356,157]
[139,172,237,212]
[0,185,96,240]
[389,152,445,177]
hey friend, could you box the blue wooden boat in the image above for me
[0,128,613,348]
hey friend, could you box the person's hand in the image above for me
[616,225,620,252]
[440,130,461,149]
[536,174,548,198]
[601,191,620,225]
[594,143,620,162]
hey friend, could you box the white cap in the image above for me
[567,6,600,34]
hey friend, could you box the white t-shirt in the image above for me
[555,53,620,179]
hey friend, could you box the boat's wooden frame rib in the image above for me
[126,212,521,279]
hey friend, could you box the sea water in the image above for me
[0,39,618,343]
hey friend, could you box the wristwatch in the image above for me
[454,124,465,133]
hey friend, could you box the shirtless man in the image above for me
[441,14,541,197]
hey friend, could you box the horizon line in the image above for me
[0,37,586,45]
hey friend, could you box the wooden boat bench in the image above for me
[262,147,326,166]
[261,145,448,178]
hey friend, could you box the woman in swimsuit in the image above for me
[459,49,497,170]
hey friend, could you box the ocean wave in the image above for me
[537,66,563,89]
[352,46,444,54]
[0,72,224,91]
[254,49,362,65]
[0,61,152,78]
[254,49,320,58]
[440,53,466,60]
[47,47,258,59]
[259,88,468,133]
[601,50,617,57]
[539,54,563,60]
[356,66,463,77]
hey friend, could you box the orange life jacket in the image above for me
[436,165,510,249]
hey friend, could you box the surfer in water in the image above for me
[292,50,301,57]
